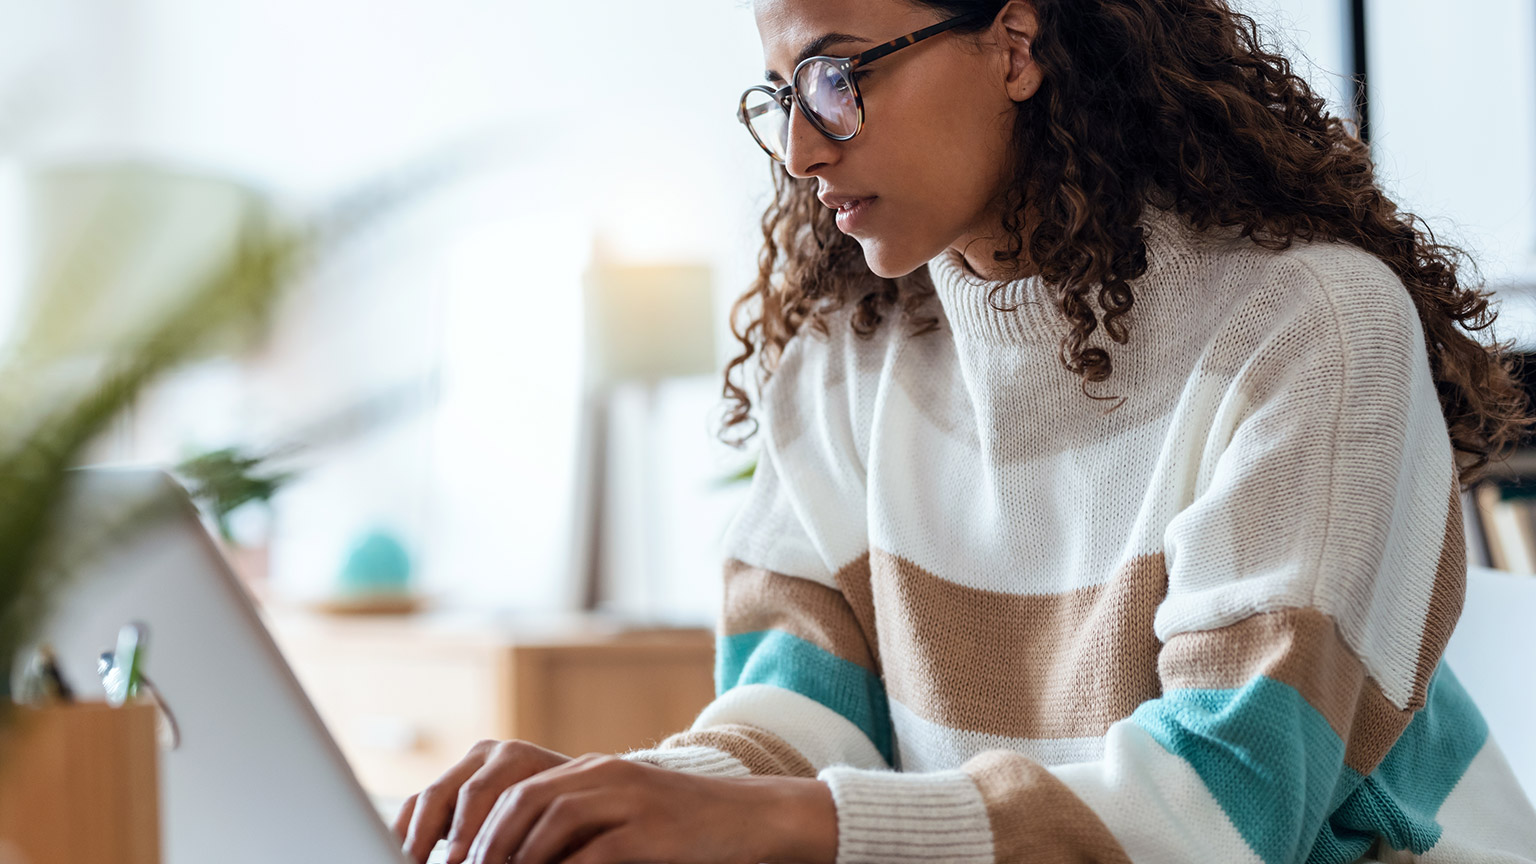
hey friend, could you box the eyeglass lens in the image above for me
[742,90,790,160]
[744,59,860,159]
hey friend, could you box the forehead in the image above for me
[753,0,936,76]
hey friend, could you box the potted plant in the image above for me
[0,158,426,727]
[175,446,294,595]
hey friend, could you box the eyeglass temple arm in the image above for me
[737,13,980,124]
[846,13,985,69]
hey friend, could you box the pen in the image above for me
[102,621,147,707]
[15,644,75,706]
[36,645,74,703]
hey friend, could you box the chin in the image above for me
[857,238,930,280]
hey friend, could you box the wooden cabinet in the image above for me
[262,610,716,799]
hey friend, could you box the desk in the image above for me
[263,609,716,799]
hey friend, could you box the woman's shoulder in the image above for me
[761,290,938,455]
[1258,234,1423,370]
[1122,209,1431,415]
[1170,212,1423,361]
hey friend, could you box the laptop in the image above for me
[32,467,445,864]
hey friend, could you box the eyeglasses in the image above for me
[739,13,983,163]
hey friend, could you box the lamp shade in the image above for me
[581,237,717,385]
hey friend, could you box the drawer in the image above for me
[265,612,717,800]
[271,625,514,798]
[513,640,716,757]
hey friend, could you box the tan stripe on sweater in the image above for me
[1157,606,1411,775]
[1159,608,1366,738]
[1341,683,1410,776]
[657,723,817,778]
[1410,481,1466,710]
[721,559,877,673]
[964,749,1133,863]
[872,550,1167,740]
[832,552,882,670]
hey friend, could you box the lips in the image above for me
[819,192,877,211]
[831,196,877,233]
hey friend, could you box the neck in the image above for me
[951,204,1042,283]
[958,242,1039,283]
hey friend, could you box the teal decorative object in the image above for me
[338,529,412,596]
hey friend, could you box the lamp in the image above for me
[570,234,717,619]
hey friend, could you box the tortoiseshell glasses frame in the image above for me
[738,13,985,162]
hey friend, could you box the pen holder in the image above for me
[0,701,160,864]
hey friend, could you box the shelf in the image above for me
[1480,449,1536,483]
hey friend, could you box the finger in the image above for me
[446,744,552,863]
[404,740,497,863]
[512,789,630,864]
[405,782,462,864]
[467,785,520,864]
[465,755,611,864]
[391,793,418,842]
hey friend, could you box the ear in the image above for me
[994,0,1040,101]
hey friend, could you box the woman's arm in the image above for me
[807,262,1533,863]
[398,436,878,862]
[619,429,892,782]
[396,745,838,864]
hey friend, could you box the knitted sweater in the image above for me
[620,205,1536,863]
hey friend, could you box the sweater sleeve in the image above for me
[621,314,894,779]
[815,257,1496,863]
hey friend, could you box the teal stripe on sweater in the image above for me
[717,629,894,764]
[1308,663,1488,864]
[1132,676,1344,864]
[1134,665,1490,864]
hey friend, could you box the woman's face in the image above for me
[752,0,1040,279]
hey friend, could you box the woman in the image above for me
[396,1,1536,862]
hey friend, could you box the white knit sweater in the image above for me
[622,204,1536,863]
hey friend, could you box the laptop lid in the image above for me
[34,466,410,864]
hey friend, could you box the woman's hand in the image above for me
[392,738,575,864]
[460,752,837,864]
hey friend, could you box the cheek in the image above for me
[928,93,1014,190]
[868,115,1006,234]
[866,77,1010,199]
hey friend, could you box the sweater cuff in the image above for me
[617,745,754,777]
[817,764,996,863]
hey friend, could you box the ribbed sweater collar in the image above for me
[925,204,1196,345]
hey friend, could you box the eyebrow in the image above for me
[764,32,869,82]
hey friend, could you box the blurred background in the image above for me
[2,0,1532,622]
[0,0,783,626]
[1,0,1533,802]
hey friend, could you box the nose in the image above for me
[782,102,840,179]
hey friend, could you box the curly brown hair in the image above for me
[718,0,1533,488]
